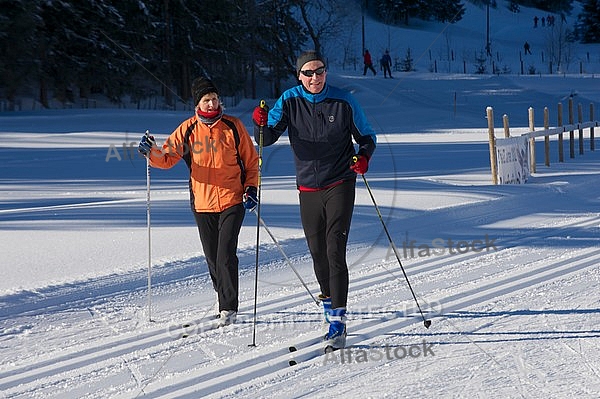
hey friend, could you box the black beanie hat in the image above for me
[192,77,219,105]
[296,50,326,75]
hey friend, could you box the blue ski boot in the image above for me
[324,307,347,352]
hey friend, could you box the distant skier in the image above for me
[363,49,377,76]
[524,41,531,55]
[381,50,393,78]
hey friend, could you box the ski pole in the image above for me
[355,161,431,329]
[249,100,266,347]
[253,211,319,306]
[145,130,153,322]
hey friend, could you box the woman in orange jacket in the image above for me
[139,77,259,326]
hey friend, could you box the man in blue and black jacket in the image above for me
[252,50,376,351]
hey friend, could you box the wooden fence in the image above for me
[487,99,598,184]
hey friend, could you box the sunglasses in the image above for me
[300,66,326,77]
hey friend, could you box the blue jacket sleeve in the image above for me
[347,93,377,158]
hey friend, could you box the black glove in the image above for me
[242,186,258,211]
[138,133,156,157]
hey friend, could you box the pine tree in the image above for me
[37,0,127,106]
[0,0,39,108]
[401,48,415,71]
[513,0,573,13]
[576,0,600,43]
[375,0,465,25]
[429,0,466,23]
[375,0,421,25]
[474,50,488,74]
[258,0,307,98]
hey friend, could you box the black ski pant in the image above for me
[299,180,355,309]
[193,203,245,312]
[383,65,392,78]
[363,63,377,76]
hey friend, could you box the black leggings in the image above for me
[299,180,355,309]
[193,203,245,312]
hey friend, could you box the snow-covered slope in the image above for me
[1,1,599,398]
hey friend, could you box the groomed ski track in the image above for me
[1,172,599,398]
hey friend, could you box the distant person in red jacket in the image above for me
[363,49,377,76]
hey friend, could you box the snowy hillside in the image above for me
[1,1,599,398]
[326,0,600,76]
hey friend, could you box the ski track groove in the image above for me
[145,212,600,398]
[0,242,312,321]
[178,247,600,399]
[1,209,598,397]
[0,283,318,392]
[0,169,553,320]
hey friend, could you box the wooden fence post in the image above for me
[578,103,584,155]
[491,104,598,183]
[529,107,536,174]
[569,97,575,158]
[590,103,595,151]
[544,107,550,166]
[487,107,498,185]
[558,102,564,162]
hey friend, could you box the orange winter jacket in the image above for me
[149,114,259,213]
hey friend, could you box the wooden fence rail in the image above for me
[487,98,598,184]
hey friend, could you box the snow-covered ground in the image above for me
[1,2,600,398]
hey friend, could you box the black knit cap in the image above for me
[192,76,219,105]
[296,50,326,75]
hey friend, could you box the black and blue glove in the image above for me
[138,133,156,157]
[242,186,258,211]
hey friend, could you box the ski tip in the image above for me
[288,346,298,366]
